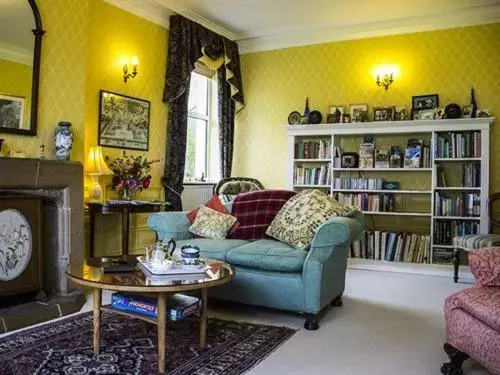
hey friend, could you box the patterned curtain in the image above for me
[162,15,244,209]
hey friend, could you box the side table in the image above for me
[87,201,170,258]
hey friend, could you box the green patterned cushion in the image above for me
[189,205,237,239]
[266,189,359,250]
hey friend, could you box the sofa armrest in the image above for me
[302,214,363,313]
[307,214,363,263]
[147,211,195,242]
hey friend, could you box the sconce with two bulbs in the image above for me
[373,64,400,90]
[122,56,139,83]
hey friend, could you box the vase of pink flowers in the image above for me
[106,151,159,200]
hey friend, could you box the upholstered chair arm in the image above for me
[147,211,195,241]
[302,213,363,313]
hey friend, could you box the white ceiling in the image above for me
[0,0,35,65]
[107,0,500,53]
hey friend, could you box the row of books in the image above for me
[294,139,331,159]
[433,249,453,264]
[333,178,384,190]
[434,192,480,217]
[434,131,481,158]
[350,231,430,263]
[436,164,481,188]
[294,164,331,185]
[336,193,393,212]
[111,293,200,321]
[434,220,480,245]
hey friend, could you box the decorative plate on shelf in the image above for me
[288,111,301,125]
[445,103,461,119]
[309,110,323,124]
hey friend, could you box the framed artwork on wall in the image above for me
[0,94,25,130]
[98,90,150,151]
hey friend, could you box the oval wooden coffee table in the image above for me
[67,257,234,374]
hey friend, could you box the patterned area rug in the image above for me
[0,312,296,375]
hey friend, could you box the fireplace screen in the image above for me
[0,196,41,298]
[0,209,32,281]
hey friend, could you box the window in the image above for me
[184,71,219,182]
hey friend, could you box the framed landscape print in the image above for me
[0,94,25,130]
[98,90,150,151]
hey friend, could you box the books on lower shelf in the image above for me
[337,193,393,212]
[294,139,331,159]
[434,220,480,245]
[295,163,331,185]
[350,230,430,263]
[434,131,481,158]
[111,293,200,321]
[434,192,480,217]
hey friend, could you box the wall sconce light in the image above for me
[373,64,399,90]
[123,56,138,82]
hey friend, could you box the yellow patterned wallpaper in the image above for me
[0,58,32,131]
[84,0,167,198]
[234,23,500,191]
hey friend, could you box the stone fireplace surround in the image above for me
[0,157,85,332]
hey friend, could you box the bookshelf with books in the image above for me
[286,118,494,277]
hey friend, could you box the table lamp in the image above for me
[84,146,112,202]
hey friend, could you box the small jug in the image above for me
[181,245,200,265]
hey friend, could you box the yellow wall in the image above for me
[0,58,32,131]
[234,23,500,191]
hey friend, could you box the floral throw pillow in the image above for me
[469,248,500,286]
[189,205,238,239]
[187,195,240,234]
[266,189,359,250]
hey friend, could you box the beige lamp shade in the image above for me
[84,146,112,175]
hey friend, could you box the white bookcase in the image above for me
[286,118,495,277]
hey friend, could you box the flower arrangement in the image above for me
[106,151,159,200]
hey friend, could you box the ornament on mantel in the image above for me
[54,121,74,161]
[303,97,310,124]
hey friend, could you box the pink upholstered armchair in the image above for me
[441,248,500,375]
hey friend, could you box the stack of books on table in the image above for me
[350,230,430,263]
[111,292,200,321]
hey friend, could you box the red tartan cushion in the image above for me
[187,195,240,234]
[229,190,296,241]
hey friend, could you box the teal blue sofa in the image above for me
[147,193,363,330]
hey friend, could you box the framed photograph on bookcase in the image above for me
[412,94,439,110]
[373,106,395,122]
[394,106,408,121]
[349,104,368,123]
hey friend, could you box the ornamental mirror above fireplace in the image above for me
[0,0,44,136]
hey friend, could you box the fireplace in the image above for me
[0,157,85,333]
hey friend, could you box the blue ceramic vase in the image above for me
[54,121,73,161]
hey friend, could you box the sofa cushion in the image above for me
[229,190,296,241]
[174,239,249,261]
[189,205,237,239]
[446,286,500,332]
[266,189,359,250]
[469,248,500,286]
[187,195,240,234]
[226,239,307,272]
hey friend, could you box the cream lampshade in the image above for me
[84,146,112,202]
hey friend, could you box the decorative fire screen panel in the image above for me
[0,209,32,281]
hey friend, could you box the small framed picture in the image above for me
[342,114,351,123]
[412,94,439,110]
[328,106,344,123]
[0,94,25,130]
[394,106,408,121]
[462,105,473,118]
[477,109,491,118]
[373,106,395,122]
[349,104,369,123]
[435,107,446,119]
[413,109,435,120]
